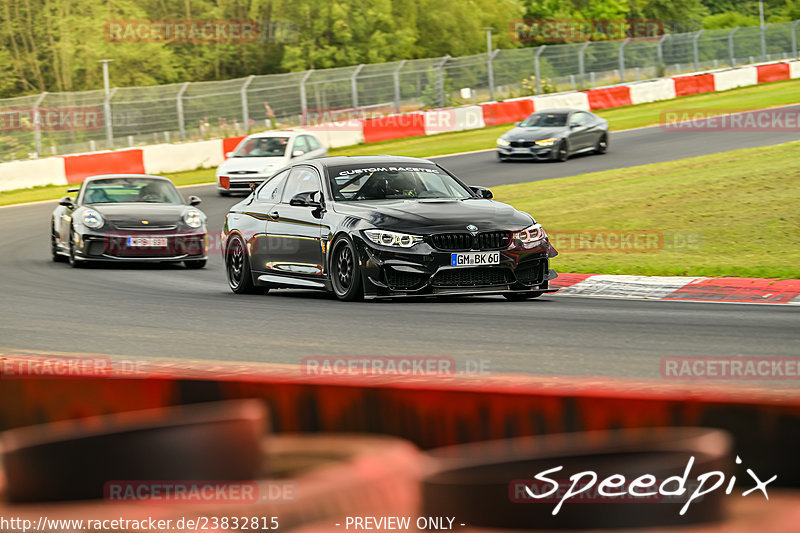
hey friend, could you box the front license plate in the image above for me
[512,147,529,153]
[451,252,501,267]
[126,237,168,248]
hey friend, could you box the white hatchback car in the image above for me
[216,131,328,195]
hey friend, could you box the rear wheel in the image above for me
[595,133,608,154]
[330,236,363,302]
[225,235,263,294]
[555,140,569,162]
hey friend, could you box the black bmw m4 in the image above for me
[222,156,558,301]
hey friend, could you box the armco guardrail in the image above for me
[1,60,798,192]
[1,20,799,161]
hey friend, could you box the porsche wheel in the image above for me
[330,236,363,302]
[225,235,262,294]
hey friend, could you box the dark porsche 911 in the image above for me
[222,156,558,301]
[496,108,609,162]
[51,174,208,268]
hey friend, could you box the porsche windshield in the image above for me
[233,137,289,157]
[83,178,183,204]
[520,113,568,127]
[328,165,473,201]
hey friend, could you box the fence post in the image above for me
[488,49,499,101]
[351,64,365,110]
[486,28,495,101]
[393,60,406,113]
[534,45,546,94]
[657,34,668,73]
[728,27,740,67]
[761,23,770,61]
[792,20,800,58]
[104,87,117,148]
[578,42,590,88]
[619,38,630,82]
[176,82,189,141]
[437,56,450,108]
[241,75,255,133]
[33,93,47,157]
[299,69,314,125]
[693,30,703,71]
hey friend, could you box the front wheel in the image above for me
[555,140,569,162]
[330,236,363,302]
[225,235,262,294]
[595,134,608,154]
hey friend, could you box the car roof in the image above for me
[245,130,304,139]
[531,108,581,114]
[83,174,172,183]
[309,155,435,167]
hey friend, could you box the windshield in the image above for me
[233,137,289,157]
[520,112,568,128]
[83,177,183,204]
[328,164,473,201]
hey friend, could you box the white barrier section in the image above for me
[788,60,800,79]
[0,157,67,192]
[299,124,365,148]
[629,79,677,105]
[713,67,758,91]
[533,92,591,111]
[424,106,485,134]
[142,140,224,174]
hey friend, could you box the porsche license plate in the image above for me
[126,237,168,248]
[451,252,500,267]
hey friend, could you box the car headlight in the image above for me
[364,230,423,248]
[510,223,546,250]
[183,209,204,229]
[82,209,103,229]
[496,137,510,147]
[534,138,557,146]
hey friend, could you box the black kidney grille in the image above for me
[510,140,535,147]
[431,267,512,287]
[429,231,509,251]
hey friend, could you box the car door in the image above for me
[567,111,592,150]
[262,165,326,278]
[246,169,290,274]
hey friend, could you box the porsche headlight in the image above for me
[496,137,510,147]
[82,209,104,229]
[364,230,423,248]
[534,138,557,146]
[510,223,546,250]
[183,209,204,229]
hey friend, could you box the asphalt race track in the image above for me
[1,109,798,379]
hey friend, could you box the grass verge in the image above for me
[1,78,798,207]
[494,141,800,279]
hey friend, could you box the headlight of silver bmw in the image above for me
[534,138,557,147]
[183,209,204,229]
[509,223,546,250]
[496,137,511,147]
[364,229,423,248]
[82,209,104,229]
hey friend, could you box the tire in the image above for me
[184,259,207,269]
[595,133,608,154]
[329,236,363,302]
[225,234,262,294]
[51,225,66,263]
[555,140,569,162]
[68,228,84,268]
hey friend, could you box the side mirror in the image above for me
[188,195,202,206]
[59,196,75,208]
[225,151,234,158]
[289,191,322,208]
[292,150,304,158]
[469,186,493,199]
[514,121,522,126]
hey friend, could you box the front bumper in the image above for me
[354,237,558,298]
[497,145,555,160]
[72,230,208,262]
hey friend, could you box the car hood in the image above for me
[331,199,534,233]
[86,204,196,228]
[218,156,287,174]
[503,126,566,141]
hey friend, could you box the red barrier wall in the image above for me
[222,136,247,155]
[362,114,426,143]
[481,99,534,126]
[673,74,716,97]
[586,86,632,110]
[63,149,144,183]
[756,63,790,83]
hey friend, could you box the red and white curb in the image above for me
[551,274,800,304]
